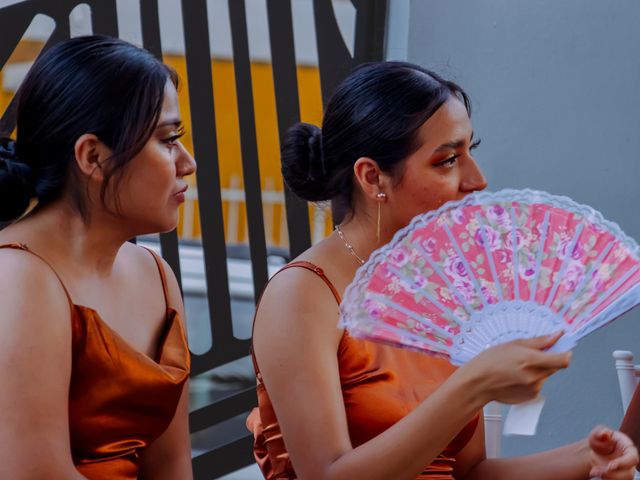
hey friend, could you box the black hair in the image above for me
[280,61,470,223]
[0,35,178,222]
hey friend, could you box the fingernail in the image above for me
[608,462,619,471]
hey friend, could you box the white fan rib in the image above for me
[509,207,521,300]
[414,243,475,316]
[443,222,489,308]
[558,241,614,317]
[529,210,551,302]
[545,222,585,309]
[475,212,504,302]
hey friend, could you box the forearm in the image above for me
[325,369,485,480]
[464,439,591,480]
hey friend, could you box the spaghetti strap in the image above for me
[142,247,170,310]
[251,260,342,380]
[0,242,74,308]
[276,261,342,304]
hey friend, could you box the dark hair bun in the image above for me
[0,138,35,221]
[281,122,335,202]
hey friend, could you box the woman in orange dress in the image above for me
[248,62,639,479]
[0,36,195,479]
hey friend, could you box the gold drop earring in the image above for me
[376,191,387,244]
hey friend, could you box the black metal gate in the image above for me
[0,1,386,477]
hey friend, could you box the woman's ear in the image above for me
[74,134,111,181]
[353,157,391,199]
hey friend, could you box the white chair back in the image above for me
[613,350,640,412]
[613,350,640,480]
[484,401,503,458]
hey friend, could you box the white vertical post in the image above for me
[312,204,327,244]
[484,401,502,459]
[226,174,241,244]
[614,351,639,412]
[279,202,289,249]
[262,177,275,246]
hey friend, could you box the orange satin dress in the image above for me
[247,261,479,480]
[1,243,190,480]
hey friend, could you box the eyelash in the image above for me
[162,126,186,146]
[437,138,482,168]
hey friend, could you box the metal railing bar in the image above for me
[353,0,387,63]
[88,0,119,36]
[192,435,255,478]
[313,0,355,106]
[265,0,311,259]
[136,0,185,294]
[228,0,269,302]
[180,0,243,373]
[140,0,162,57]
[189,385,257,433]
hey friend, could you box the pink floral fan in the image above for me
[339,189,640,366]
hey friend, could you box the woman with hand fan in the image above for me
[247,61,638,479]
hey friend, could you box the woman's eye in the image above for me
[162,135,181,146]
[436,155,459,168]
[162,127,186,147]
[470,138,482,151]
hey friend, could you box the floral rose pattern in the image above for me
[347,197,640,355]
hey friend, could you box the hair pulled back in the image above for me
[0,35,177,222]
[280,61,470,223]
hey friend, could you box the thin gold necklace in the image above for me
[335,224,366,266]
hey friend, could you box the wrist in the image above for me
[447,364,491,411]
[575,438,592,475]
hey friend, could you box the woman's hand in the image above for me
[458,331,572,405]
[588,427,639,479]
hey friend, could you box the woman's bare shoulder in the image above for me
[0,246,70,307]
[0,245,72,355]
[254,244,348,351]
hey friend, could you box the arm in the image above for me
[455,412,637,480]
[0,250,87,479]
[138,256,192,480]
[461,439,592,480]
[253,268,571,480]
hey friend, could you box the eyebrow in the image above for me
[156,118,182,129]
[434,131,475,152]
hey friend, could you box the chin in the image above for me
[130,216,178,236]
[154,217,179,234]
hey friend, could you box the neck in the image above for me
[8,199,135,276]
[336,211,395,265]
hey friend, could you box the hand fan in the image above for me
[339,189,640,433]
[340,189,640,361]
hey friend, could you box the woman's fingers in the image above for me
[528,349,573,370]
[589,428,640,479]
[514,331,564,350]
[589,427,615,455]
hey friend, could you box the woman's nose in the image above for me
[461,156,487,192]
[177,142,197,177]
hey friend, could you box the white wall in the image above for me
[389,0,640,457]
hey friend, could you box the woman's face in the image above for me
[114,81,196,234]
[385,96,487,233]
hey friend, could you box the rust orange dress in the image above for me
[0,243,190,480]
[247,261,479,480]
